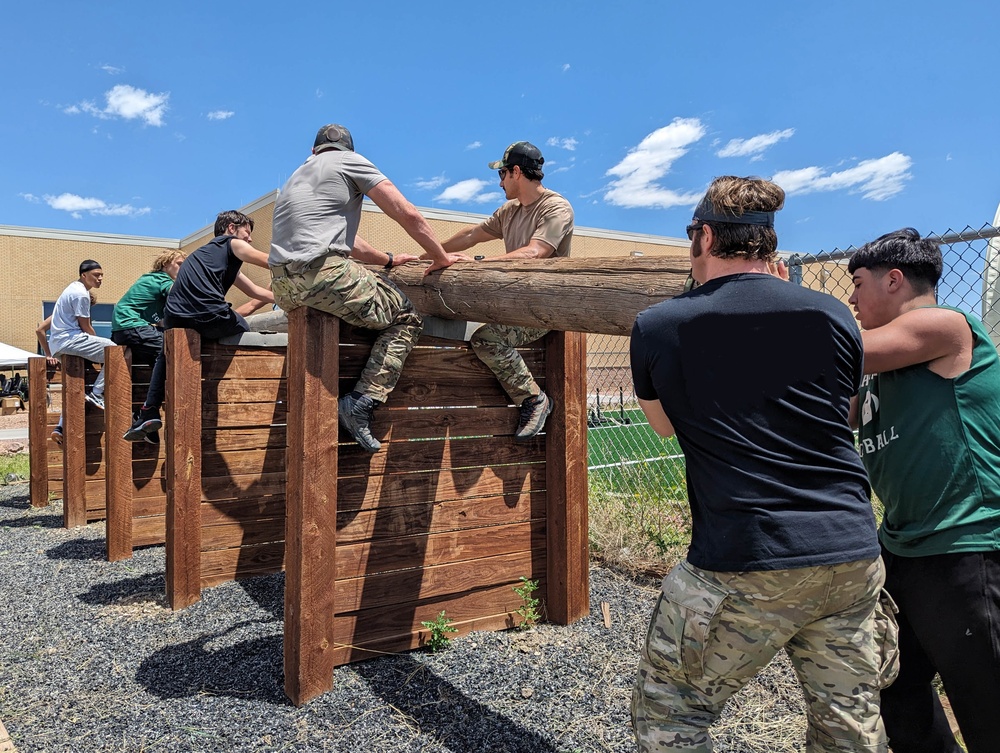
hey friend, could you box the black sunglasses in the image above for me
[685,222,705,241]
[498,167,512,180]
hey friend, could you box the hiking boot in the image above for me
[50,426,64,446]
[514,392,552,440]
[338,393,381,453]
[124,410,162,442]
[84,391,105,410]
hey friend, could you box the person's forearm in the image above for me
[442,229,477,254]
[36,331,52,358]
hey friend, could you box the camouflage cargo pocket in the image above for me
[874,588,900,689]
[654,562,730,681]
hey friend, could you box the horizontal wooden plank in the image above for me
[340,464,546,510]
[203,403,287,428]
[204,379,286,404]
[201,472,286,501]
[200,517,285,551]
[201,449,286,478]
[201,542,285,587]
[200,354,287,380]
[336,492,545,544]
[200,342,287,357]
[339,436,544,475]
[338,345,545,382]
[202,426,287,452]
[133,496,166,517]
[132,515,166,547]
[359,406,518,442]
[335,549,543,613]
[337,520,545,578]
[201,496,286,526]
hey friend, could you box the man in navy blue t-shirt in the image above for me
[629,176,895,751]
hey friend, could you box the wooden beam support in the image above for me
[28,357,50,508]
[284,307,340,706]
[61,355,87,528]
[165,329,203,609]
[105,346,133,562]
[544,331,590,624]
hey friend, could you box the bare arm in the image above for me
[77,316,97,337]
[499,238,555,260]
[861,307,972,376]
[367,180,466,274]
[232,272,275,304]
[351,236,419,268]
[638,397,675,439]
[230,238,272,270]
[36,316,57,364]
[848,395,859,429]
[234,297,271,317]
[442,225,495,254]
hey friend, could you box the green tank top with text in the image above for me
[857,307,1000,556]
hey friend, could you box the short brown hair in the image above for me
[214,210,254,238]
[702,176,784,261]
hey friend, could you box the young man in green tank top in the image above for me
[848,228,1000,753]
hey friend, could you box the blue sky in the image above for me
[2,0,997,255]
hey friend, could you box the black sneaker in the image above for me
[143,430,160,446]
[124,411,162,442]
[514,392,552,440]
[338,394,381,453]
[50,426,64,446]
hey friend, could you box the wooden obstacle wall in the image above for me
[28,358,64,507]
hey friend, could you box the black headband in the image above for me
[692,196,774,227]
[79,259,102,275]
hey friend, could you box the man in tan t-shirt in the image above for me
[442,141,574,440]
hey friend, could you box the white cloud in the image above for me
[546,137,578,151]
[434,179,502,204]
[415,174,448,191]
[71,84,169,126]
[772,152,913,201]
[100,64,124,75]
[465,141,482,150]
[603,118,707,209]
[562,63,571,72]
[42,192,151,219]
[717,128,795,159]
[20,193,40,203]
[207,110,234,121]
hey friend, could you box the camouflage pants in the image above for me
[633,557,899,753]
[470,324,548,405]
[271,253,422,403]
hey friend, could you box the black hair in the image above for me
[79,259,102,275]
[847,228,942,292]
[214,210,254,238]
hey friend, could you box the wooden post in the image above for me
[284,307,340,706]
[62,355,87,528]
[105,346,133,561]
[165,329,203,609]
[28,357,50,508]
[544,331,590,624]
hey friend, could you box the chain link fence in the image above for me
[586,224,1000,562]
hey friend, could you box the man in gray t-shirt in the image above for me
[442,141,574,441]
[269,123,466,452]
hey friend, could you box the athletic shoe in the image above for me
[514,392,552,440]
[143,430,160,446]
[84,391,105,410]
[338,393,381,453]
[124,411,162,442]
[50,426,64,446]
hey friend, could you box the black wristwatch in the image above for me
[384,252,394,271]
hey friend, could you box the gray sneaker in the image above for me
[338,394,381,453]
[514,392,552,440]
[84,391,105,410]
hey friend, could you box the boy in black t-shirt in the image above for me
[123,210,274,443]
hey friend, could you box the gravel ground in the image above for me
[0,481,808,753]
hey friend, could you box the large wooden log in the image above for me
[248,256,690,337]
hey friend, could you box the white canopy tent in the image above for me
[0,341,38,369]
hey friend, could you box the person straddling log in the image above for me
[111,250,186,367]
[848,228,1000,753]
[269,122,467,453]
[440,141,573,440]
[629,175,898,751]
[123,211,275,443]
